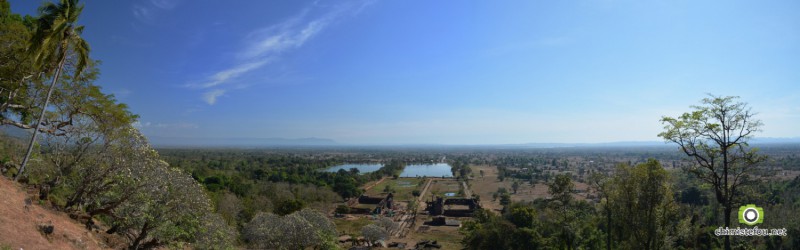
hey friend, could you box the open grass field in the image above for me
[365,178,426,201]
[470,165,592,212]
[333,216,372,237]
[469,165,508,212]
[408,226,463,250]
[427,179,464,199]
[395,212,465,250]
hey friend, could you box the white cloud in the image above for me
[191,1,374,105]
[132,5,155,24]
[133,0,181,24]
[238,17,327,60]
[191,60,270,88]
[112,88,132,98]
[150,0,180,10]
[203,89,226,105]
[132,121,150,128]
[134,121,199,129]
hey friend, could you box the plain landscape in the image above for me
[2,0,800,250]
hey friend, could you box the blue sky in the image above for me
[10,0,800,144]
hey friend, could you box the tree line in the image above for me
[1,1,238,248]
[462,96,800,249]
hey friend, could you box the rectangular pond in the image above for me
[323,163,383,174]
[400,163,453,178]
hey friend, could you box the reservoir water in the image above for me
[323,163,383,174]
[400,163,453,177]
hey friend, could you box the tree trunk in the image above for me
[15,44,67,181]
[129,222,150,250]
[606,201,611,250]
[724,205,731,250]
[723,132,731,250]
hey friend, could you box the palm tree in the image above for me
[16,0,89,181]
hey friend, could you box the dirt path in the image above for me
[362,177,387,192]
[461,181,472,197]
[0,177,116,249]
[416,178,434,206]
[392,178,433,238]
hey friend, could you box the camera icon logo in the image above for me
[738,204,764,226]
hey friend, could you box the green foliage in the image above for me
[274,199,305,216]
[461,208,544,250]
[506,204,537,229]
[660,95,766,250]
[335,204,350,214]
[548,173,574,206]
[499,192,511,206]
[29,0,90,77]
[512,180,520,194]
[112,161,217,249]
[383,183,394,193]
[361,224,388,243]
[608,159,677,249]
[465,174,604,249]
[194,213,238,250]
[1,2,222,243]
[243,209,337,249]
[451,160,471,181]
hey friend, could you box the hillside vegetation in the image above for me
[2,1,800,249]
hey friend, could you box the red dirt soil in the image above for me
[0,176,113,249]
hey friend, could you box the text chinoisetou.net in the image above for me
[715,227,788,237]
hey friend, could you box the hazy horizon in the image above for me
[9,0,800,145]
[143,135,800,147]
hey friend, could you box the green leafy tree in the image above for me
[335,204,350,214]
[608,160,677,249]
[505,204,537,229]
[18,0,91,181]
[375,217,398,232]
[34,65,137,212]
[499,192,511,206]
[547,173,577,249]
[512,181,520,194]
[362,224,389,243]
[243,209,336,249]
[274,199,305,216]
[462,207,543,250]
[588,172,612,250]
[194,213,238,250]
[112,160,218,249]
[0,1,37,133]
[548,173,574,206]
[659,95,765,250]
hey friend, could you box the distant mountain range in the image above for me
[2,126,800,148]
[147,136,338,147]
[506,138,800,148]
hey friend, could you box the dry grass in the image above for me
[333,216,372,237]
[470,165,592,212]
[0,176,119,249]
[365,178,425,201]
[427,179,463,199]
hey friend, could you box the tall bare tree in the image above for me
[659,95,765,250]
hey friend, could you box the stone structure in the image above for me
[349,193,395,215]
[425,196,480,217]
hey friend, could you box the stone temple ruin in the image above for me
[425,196,480,217]
[348,193,394,214]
